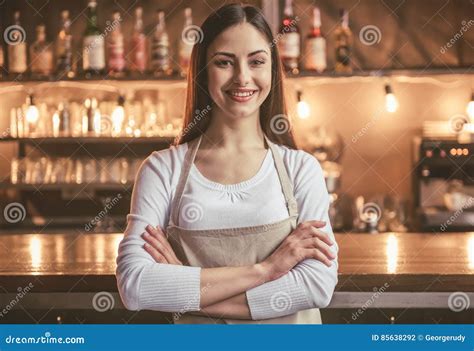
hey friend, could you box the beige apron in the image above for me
[166,134,322,324]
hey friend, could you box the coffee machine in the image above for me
[413,122,474,231]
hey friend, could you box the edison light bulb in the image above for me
[385,84,398,113]
[296,90,310,119]
[112,96,126,136]
[467,93,474,121]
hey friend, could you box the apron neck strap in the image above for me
[170,134,298,226]
[264,135,299,218]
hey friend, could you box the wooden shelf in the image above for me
[0,136,177,144]
[1,67,472,84]
[0,182,133,191]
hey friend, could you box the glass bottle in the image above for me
[178,7,194,77]
[278,0,300,74]
[107,11,125,76]
[30,24,54,78]
[129,7,147,74]
[83,0,105,76]
[304,6,326,73]
[334,8,353,74]
[7,11,27,75]
[56,10,74,78]
[151,10,172,76]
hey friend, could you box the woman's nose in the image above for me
[233,62,251,86]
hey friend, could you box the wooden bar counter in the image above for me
[0,231,473,321]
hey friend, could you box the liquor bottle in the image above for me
[30,24,54,78]
[151,10,172,76]
[56,10,74,78]
[83,0,105,76]
[334,8,353,74]
[129,7,147,74]
[0,37,4,79]
[107,11,125,76]
[178,7,194,77]
[304,6,326,73]
[53,102,71,137]
[278,0,300,74]
[7,11,28,75]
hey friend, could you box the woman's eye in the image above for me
[251,59,265,66]
[215,60,233,67]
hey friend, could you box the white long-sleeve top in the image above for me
[115,141,339,320]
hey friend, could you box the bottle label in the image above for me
[305,37,326,72]
[279,32,300,58]
[108,34,125,71]
[130,35,147,71]
[151,38,170,70]
[336,45,351,66]
[83,35,105,70]
[0,46,4,68]
[56,37,72,71]
[8,43,27,73]
[31,49,53,74]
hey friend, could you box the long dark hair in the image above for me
[175,3,297,149]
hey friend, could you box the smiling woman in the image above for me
[115,3,339,325]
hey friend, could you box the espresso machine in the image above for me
[413,122,474,231]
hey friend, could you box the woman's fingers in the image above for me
[144,226,182,265]
[305,220,326,228]
[143,242,168,263]
[308,227,334,246]
[301,237,336,261]
[149,226,183,264]
[304,248,333,267]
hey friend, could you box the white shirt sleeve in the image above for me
[115,154,202,312]
[246,151,339,320]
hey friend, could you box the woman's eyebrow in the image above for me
[212,50,269,58]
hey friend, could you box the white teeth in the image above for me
[229,91,256,97]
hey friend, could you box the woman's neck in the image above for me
[202,108,266,151]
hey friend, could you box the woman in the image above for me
[116,3,338,324]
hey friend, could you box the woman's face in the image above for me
[206,22,272,120]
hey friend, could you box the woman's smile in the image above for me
[225,88,259,103]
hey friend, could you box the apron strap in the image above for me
[169,135,203,226]
[169,134,299,226]
[264,135,299,218]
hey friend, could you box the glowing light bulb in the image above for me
[26,95,39,124]
[112,95,125,136]
[296,90,310,119]
[384,84,398,113]
[466,92,474,121]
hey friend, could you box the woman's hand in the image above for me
[141,225,183,265]
[260,220,336,281]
